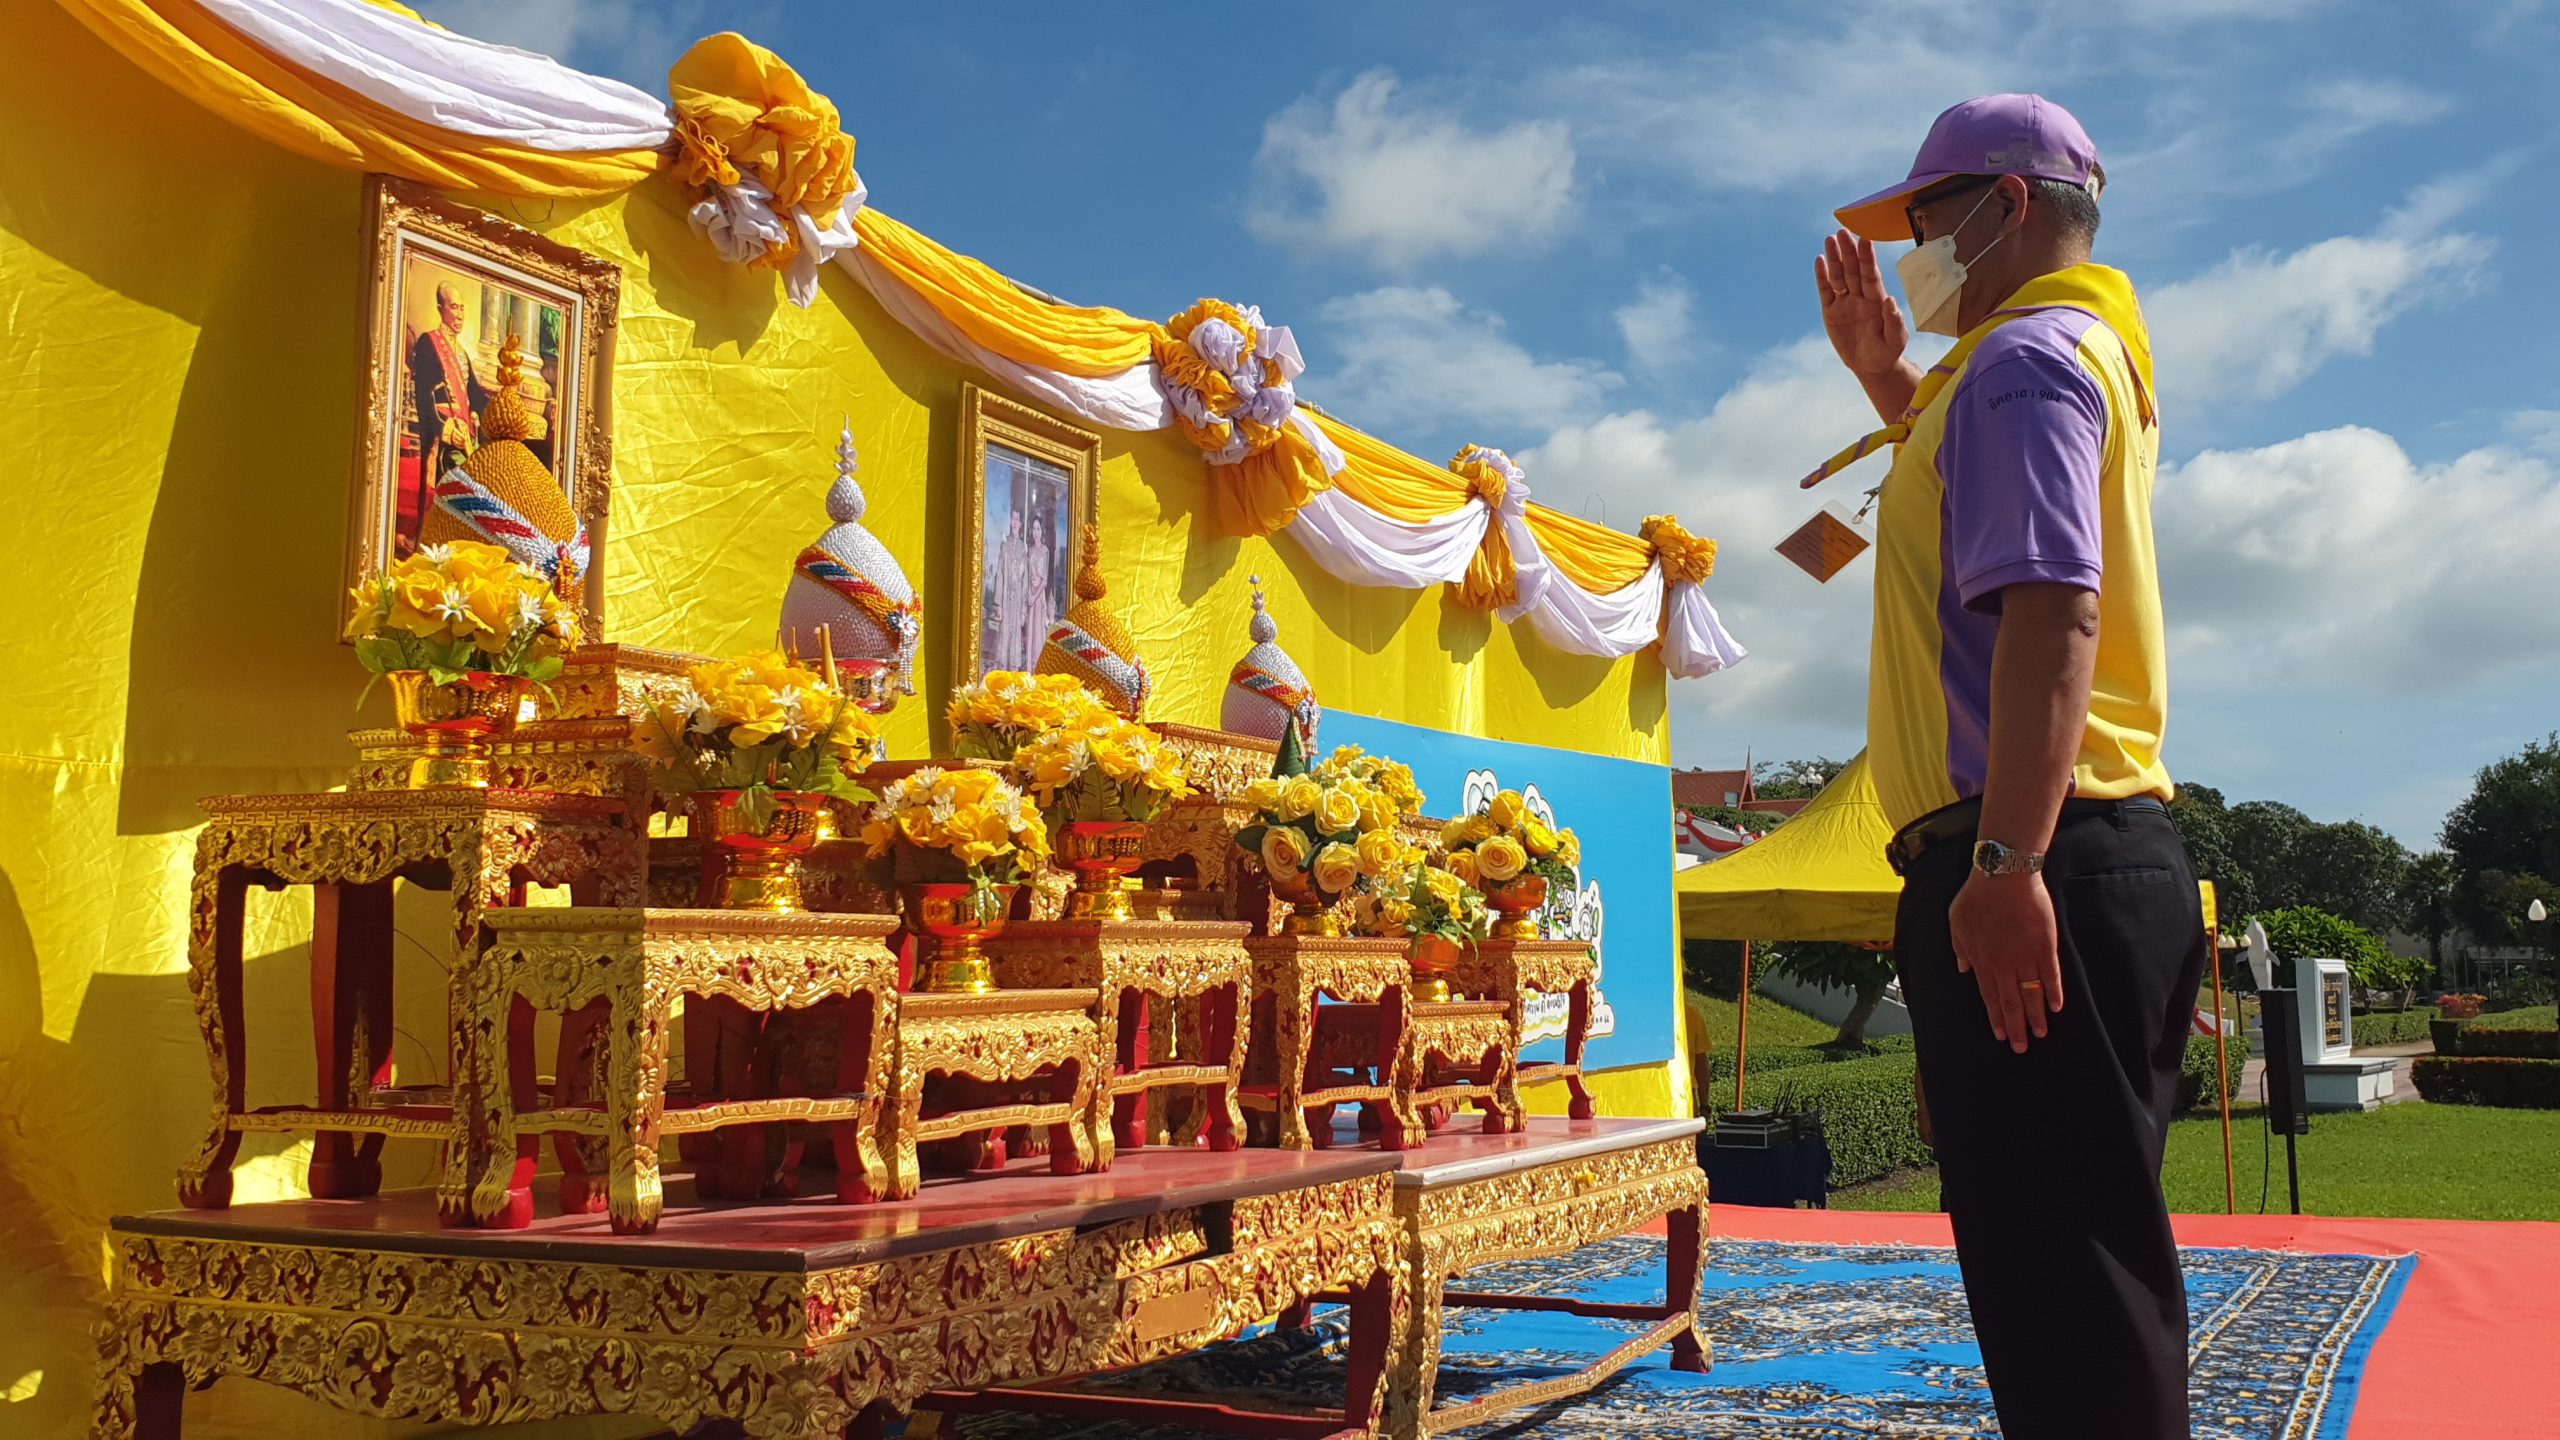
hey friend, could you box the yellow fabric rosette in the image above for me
[1450,445,1526,613]
[668,32,860,272]
[1640,514,1718,585]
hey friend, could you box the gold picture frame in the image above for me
[345,175,620,641]
[954,382,1102,684]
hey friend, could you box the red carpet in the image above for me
[1689,1206,2560,1439]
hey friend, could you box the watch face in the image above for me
[1974,840,2012,873]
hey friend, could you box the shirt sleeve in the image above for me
[1941,329,2106,614]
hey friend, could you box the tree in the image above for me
[2228,800,2315,911]
[2169,783,2254,924]
[1761,941,1898,1046]
[1753,756,1849,801]
[1680,803,1784,837]
[2284,820,2412,933]
[2443,734,2560,950]
[2398,852,2458,970]
[2250,905,2395,993]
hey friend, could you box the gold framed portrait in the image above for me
[954,382,1102,683]
[345,176,620,640]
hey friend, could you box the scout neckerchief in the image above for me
[1798,262,2158,496]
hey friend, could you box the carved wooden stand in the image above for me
[888,989,1102,1200]
[1311,996,1523,1148]
[458,907,902,1233]
[175,789,640,1214]
[988,918,1253,1166]
[1453,938,1599,1120]
[1242,935,1414,1151]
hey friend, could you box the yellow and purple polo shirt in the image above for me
[1866,264,2174,831]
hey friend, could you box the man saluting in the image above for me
[1810,94,2207,1439]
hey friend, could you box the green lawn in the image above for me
[2471,1004,2557,1031]
[1833,1102,2560,1221]
[1686,990,1842,1051]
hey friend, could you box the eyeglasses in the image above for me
[1906,175,1997,244]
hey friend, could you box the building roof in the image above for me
[1673,768,1755,810]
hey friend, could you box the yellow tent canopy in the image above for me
[1676,751,1900,944]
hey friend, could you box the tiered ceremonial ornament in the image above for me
[778,420,919,712]
[418,334,589,592]
[1221,575,1320,748]
[1036,524,1152,718]
[633,649,882,912]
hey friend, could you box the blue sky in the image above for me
[423,0,2560,850]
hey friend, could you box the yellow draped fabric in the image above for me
[53,0,662,197]
[1450,446,1523,612]
[852,208,1163,377]
[668,32,858,269]
[1314,414,1474,523]
[1640,514,1717,585]
[1527,506,1657,595]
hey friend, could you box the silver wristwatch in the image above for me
[1972,839,2045,877]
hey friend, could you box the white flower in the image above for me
[434,587,474,628]
[417,543,454,566]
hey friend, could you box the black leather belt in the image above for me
[1886,794,2168,875]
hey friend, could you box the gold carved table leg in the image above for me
[832,989,897,1204]
[177,863,253,1210]
[601,968,674,1234]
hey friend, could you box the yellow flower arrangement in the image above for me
[859,765,1051,921]
[346,539,579,688]
[1349,850,1493,947]
[947,671,1113,759]
[946,669,1193,835]
[1237,744,1424,904]
[1443,788,1582,890]
[635,649,881,831]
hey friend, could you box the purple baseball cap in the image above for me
[1834,93,2101,242]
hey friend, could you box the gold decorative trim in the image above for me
[95,1171,1406,1439]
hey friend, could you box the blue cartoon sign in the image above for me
[1320,711,1678,1073]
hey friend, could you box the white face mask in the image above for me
[1895,186,2006,337]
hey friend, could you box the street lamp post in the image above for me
[2530,898,2551,1003]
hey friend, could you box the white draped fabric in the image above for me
[180,0,1742,671]
[196,0,675,148]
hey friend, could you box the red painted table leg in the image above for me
[1666,1201,1710,1370]
[552,998,609,1214]
[1114,986,1149,1153]
[308,881,396,1199]
[1566,979,1597,1120]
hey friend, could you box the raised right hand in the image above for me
[1815,229,1910,379]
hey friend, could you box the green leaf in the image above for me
[523,655,564,683]
[735,782,777,834]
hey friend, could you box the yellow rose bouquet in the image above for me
[346,539,580,692]
[858,765,1051,925]
[636,650,882,833]
[1442,788,1582,891]
[1312,744,1427,829]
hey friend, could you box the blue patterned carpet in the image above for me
[945,1235,2413,1439]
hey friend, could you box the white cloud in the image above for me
[2508,410,2560,457]
[1526,336,1885,744]
[1313,287,1620,435]
[2155,427,2560,692]
[1615,273,1696,382]
[2146,197,2490,411]
[1250,71,1578,269]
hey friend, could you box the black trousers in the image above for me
[1894,802,2208,1440]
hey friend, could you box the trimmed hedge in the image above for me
[2410,1056,2560,1108]
[1756,1053,1929,1189]
[2453,1028,2560,1060]
[1709,1034,2242,1192]
[2178,1033,2249,1111]
[2351,1008,2438,1048]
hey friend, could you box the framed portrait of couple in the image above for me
[343,176,620,639]
[954,383,1102,682]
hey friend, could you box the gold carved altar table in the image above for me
[1453,938,1600,1120]
[95,1148,1410,1440]
[177,788,641,1213]
[456,907,903,1233]
[1241,935,1413,1151]
[987,918,1253,1166]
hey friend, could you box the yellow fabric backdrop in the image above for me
[0,8,1672,1435]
